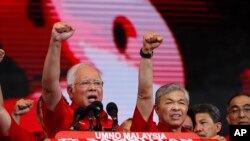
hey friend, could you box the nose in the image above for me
[194,123,202,132]
[239,109,246,118]
[171,103,180,111]
[88,82,97,89]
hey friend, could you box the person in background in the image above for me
[120,118,132,132]
[182,109,194,132]
[190,103,226,141]
[225,92,250,141]
[226,92,250,125]
[0,49,50,141]
[0,48,10,140]
[130,31,189,132]
[41,22,119,137]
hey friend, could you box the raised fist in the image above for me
[143,31,163,53]
[51,22,75,41]
[13,98,34,115]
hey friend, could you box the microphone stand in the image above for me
[94,114,102,131]
[88,111,95,131]
[111,115,118,131]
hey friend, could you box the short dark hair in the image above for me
[227,92,250,107]
[190,103,221,124]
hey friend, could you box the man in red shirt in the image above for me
[0,49,47,141]
[130,32,189,132]
[41,22,116,138]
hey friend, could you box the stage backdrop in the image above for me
[1,0,250,135]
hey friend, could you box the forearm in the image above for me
[42,39,61,88]
[42,38,62,111]
[0,107,11,136]
[0,86,3,106]
[11,112,20,125]
[137,57,154,121]
[138,58,153,99]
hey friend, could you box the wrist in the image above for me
[140,48,153,58]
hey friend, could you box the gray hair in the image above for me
[155,83,190,104]
[67,63,102,87]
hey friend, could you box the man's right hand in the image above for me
[51,22,75,42]
[12,98,33,116]
[142,31,163,53]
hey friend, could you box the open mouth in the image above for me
[88,95,97,102]
[170,114,181,120]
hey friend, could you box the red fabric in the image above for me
[131,106,188,132]
[225,134,230,141]
[42,96,117,138]
[8,117,45,141]
[0,135,10,141]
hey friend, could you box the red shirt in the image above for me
[42,96,116,138]
[131,106,188,132]
[225,134,230,141]
[8,117,45,141]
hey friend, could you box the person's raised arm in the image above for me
[0,49,11,136]
[0,49,5,106]
[0,85,3,106]
[0,103,11,136]
[42,22,75,111]
[136,32,163,121]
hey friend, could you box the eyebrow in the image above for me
[229,105,239,109]
[165,99,188,104]
[230,104,250,108]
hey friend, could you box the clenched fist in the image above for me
[13,98,34,116]
[51,22,75,41]
[143,31,163,53]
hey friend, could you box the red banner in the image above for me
[55,131,216,141]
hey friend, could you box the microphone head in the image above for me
[87,102,101,116]
[74,107,87,119]
[106,102,118,116]
[91,101,103,114]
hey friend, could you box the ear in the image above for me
[67,86,74,99]
[215,122,222,133]
[226,114,230,124]
[154,104,160,116]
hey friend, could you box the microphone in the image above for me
[69,107,87,131]
[87,104,96,131]
[91,101,103,131]
[106,102,118,131]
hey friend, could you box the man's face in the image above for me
[226,95,250,125]
[155,90,188,129]
[182,115,193,132]
[194,113,221,138]
[69,66,103,107]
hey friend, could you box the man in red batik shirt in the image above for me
[131,32,189,133]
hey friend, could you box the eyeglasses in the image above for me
[228,104,250,115]
[74,79,103,88]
